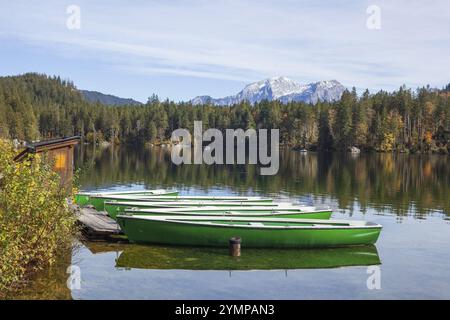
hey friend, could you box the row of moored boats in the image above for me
[75,189,382,248]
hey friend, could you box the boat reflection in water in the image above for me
[110,244,381,271]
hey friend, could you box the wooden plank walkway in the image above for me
[70,203,123,239]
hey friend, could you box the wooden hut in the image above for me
[14,136,80,188]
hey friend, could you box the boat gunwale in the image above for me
[78,189,176,196]
[121,209,330,217]
[120,205,332,214]
[106,201,284,207]
[116,215,382,230]
[93,195,273,201]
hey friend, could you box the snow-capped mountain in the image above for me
[191,77,346,106]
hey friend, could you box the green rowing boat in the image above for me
[85,194,273,210]
[75,189,179,207]
[94,195,273,202]
[119,206,332,220]
[116,215,382,248]
[104,201,310,219]
[125,207,331,220]
[87,190,180,210]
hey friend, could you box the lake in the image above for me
[9,145,450,299]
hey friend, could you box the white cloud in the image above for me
[1,0,449,94]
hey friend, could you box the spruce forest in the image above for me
[0,73,449,153]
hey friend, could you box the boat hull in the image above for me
[117,216,381,248]
[105,202,329,220]
[112,209,332,220]
[74,194,90,206]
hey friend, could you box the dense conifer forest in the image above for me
[1,73,449,153]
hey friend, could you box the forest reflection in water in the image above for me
[75,145,450,219]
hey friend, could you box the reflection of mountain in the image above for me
[115,244,380,270]
[75,145,450,217]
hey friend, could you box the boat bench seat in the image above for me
[248,222,265,227]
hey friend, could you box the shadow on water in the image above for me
[81,241,381,271]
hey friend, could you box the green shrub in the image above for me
[0,140,76,293]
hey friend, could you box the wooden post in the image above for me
[229,237,241,257]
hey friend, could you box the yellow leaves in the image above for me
[424,131,433,145]
[355,122,369,146]
[38,196,46,205]
[380,133,396,152]
[0,140,76,292]
[425,101,435,116]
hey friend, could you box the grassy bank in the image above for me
[0,140,77,295]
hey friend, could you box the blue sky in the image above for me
[0,0,449,102]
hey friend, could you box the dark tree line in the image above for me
[1,73,449,153]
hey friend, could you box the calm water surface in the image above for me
[12,146,450,299]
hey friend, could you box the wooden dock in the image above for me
[70,203,123,240]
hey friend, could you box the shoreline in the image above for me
[79,141,450,155]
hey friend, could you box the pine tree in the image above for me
[333,90,354,149]
[318,109,333,151]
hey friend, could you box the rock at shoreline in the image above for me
[348,146,361,153]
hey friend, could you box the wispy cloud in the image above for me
[1,0,449,99]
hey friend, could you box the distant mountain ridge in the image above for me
[191,76,346,106]
[81,90,142,106]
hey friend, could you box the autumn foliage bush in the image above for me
[0,140,76,293]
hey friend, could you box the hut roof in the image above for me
[14,136,80,162]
